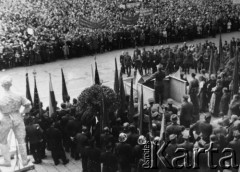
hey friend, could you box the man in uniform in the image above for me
[165,114,185,142]
[189,113,212,143]
[100,127,114,150]
[124,52,132,77]
[144,65,166,105]
[180,95,193,128]
[120,52,126,74]
[115,133,132,172]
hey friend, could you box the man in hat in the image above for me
[165,114,185,142]
[124,52,132,77]
[165,98,178,115]
[126,124,139,148]
[115,133,132,172]
[228,130,240,172]
[163,134,178,168]
[189,113,212,143]
[100,127,114,150]
[144,65,166,105]
[180,95,193,128]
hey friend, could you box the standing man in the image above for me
[180,95,193,128]
[124,52,132,77]
[189,73,200,123]
[144,65,166,105]
[120,52,126,74]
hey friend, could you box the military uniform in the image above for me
[180,100,194,128]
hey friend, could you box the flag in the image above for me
[61,68,69,103]
[95,62,100,85]
[139,85,144,135]
[170,67,181,79]
[128,79,134,122]
[33,75,40,110]
[135,69,144,90]
[219,30,223,69]
[91,64,94,85]
[26,73,32,105]
[114,58,119,95]
[119,72,126,117]
[233,46,239,95]
[49,74,57,116]
[159,111,165,141]
[101,87,108,131]
[208,48,216,78]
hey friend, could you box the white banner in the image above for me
[233,0,240,4]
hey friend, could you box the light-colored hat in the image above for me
[169,134,177,141]
[138,135,147,145]
[118,133,127,143]
[167,98,174,105]
[152,112,159,118]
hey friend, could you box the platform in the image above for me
[0,155,34,172]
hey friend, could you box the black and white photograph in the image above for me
[0,0,240,171]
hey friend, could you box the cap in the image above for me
[205,113,211,120]
[138,135,147,145]
[233,130,240,137]
[119,133,127,143]
[210,135,217,142]
[167,98,173,105]
[182,129,190,139]
[171,114,178,121]
[169,134,177,141]
[230,115,238,123]
[148,98,154,104]
[152,112,159,118]
[103,127,109,132]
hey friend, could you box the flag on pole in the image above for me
[91,64,94,85]
[33,75,40,110]
[49,74,56,117]
[95,62,100,85]
[26,73,32,104]
[159,111,165,141]
[233,46,239,95]
[114,58,119,95]
[135,69,144,90]
[219,30,223,69]
[139,85,144,135]
[128,79,134,122]
[208,48,216,78]
[61,68,69,103]
[119,72,126,117]
[101,87,108,130]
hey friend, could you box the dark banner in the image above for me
[79,17,107,29]
[121,14,140,25]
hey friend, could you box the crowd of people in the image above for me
[0,0,239,69]
[21,39,240,172]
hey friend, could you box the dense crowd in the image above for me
[0,0,239,69]
[22,40,240,172]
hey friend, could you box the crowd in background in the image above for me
[0,0,239,69]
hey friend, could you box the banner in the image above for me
[121,14,140,25]
[126,2,141,8]
[79,17,107,29]
[136,8,154,16]
[233,0,240,4]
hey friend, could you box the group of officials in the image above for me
[23,43,240,172]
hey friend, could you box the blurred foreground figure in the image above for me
[0,76,32,167]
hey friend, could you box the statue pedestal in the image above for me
[0,155,34,172]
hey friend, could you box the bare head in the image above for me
[1,76,12,90]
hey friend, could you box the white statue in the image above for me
[0,76,32,167]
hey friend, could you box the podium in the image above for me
[0,130,34,172]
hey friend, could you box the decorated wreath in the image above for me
[77,84,118,126]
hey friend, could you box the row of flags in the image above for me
[26,68,69,116]
[26,58,165,137]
